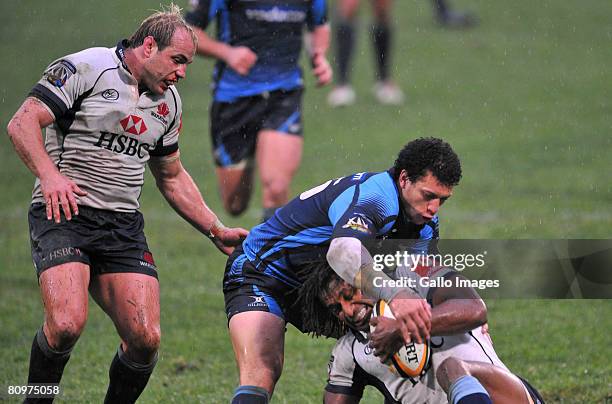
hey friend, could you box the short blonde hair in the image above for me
[129,4,196,50]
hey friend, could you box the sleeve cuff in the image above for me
[325,383,364,398]
[29,84,68,119]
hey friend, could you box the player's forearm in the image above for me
[192,26,233,62]
[327,238,404,301]
[431,298,487,335]
[154,164,220,236]
[310,24,331,57]
[327,237,363,285]
[7,99,59,180]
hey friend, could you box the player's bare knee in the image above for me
[269,357,283,382]
[436,357,470,392]
[123,323,161,361]
[242,351,283,383]
[46,316,87,349]
[262,179,290,205]
[244,362,282,387]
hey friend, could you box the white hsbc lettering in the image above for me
[245,7,306,22]
[95,131,151,158]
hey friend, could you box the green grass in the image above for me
[1,0,611,402]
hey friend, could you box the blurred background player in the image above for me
[298,262,544,404]
[327,0,477,108]
[185,0,332,222]
[327,0,404,107]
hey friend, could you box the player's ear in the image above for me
[142,36,158,57]
[398,170,410,189]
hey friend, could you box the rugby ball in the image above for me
[371,300,431,379]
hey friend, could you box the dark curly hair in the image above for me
[392,137,462,187]
[296,261,347,339]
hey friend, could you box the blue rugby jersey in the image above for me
[236,171,439,288]
[185,0,327,102]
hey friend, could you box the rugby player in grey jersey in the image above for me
[298,262,544,404]
[7,6,247,403]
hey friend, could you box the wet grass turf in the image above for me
[0,0,610,402]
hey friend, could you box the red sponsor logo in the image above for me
[120,115,148,135]
[413,263,444,278]
[157,102,170,117]
[143,251,155,265]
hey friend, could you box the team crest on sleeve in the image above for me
[44,60,76,88]
[342,215,371,234]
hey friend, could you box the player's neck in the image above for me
[122,48,141,82]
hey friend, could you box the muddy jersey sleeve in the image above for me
[325,334,367,398]
[29,54,95,119]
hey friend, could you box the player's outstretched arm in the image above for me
[7,97,87,223]
[190,25,257,76]
[327,237,431,345]
[149,153,248,255]
[430,273,487,335]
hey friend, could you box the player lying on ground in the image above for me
[297,261,545,403]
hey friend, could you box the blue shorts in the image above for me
[222,246,305,331]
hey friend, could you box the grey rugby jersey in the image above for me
[326,265,508,403]
[30,41,182,212]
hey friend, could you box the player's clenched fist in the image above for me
[311,53,332,86]
[226,46,257,76]
[210,224,249,255]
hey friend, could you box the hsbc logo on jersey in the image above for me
[120,115,148,135]
[95,130,151,158]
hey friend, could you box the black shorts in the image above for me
[28,203,157,278]
[222,246,305,331]
[210,88,303,167]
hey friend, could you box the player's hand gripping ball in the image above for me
[371,300,431,378]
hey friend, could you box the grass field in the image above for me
[1,0,611,402]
